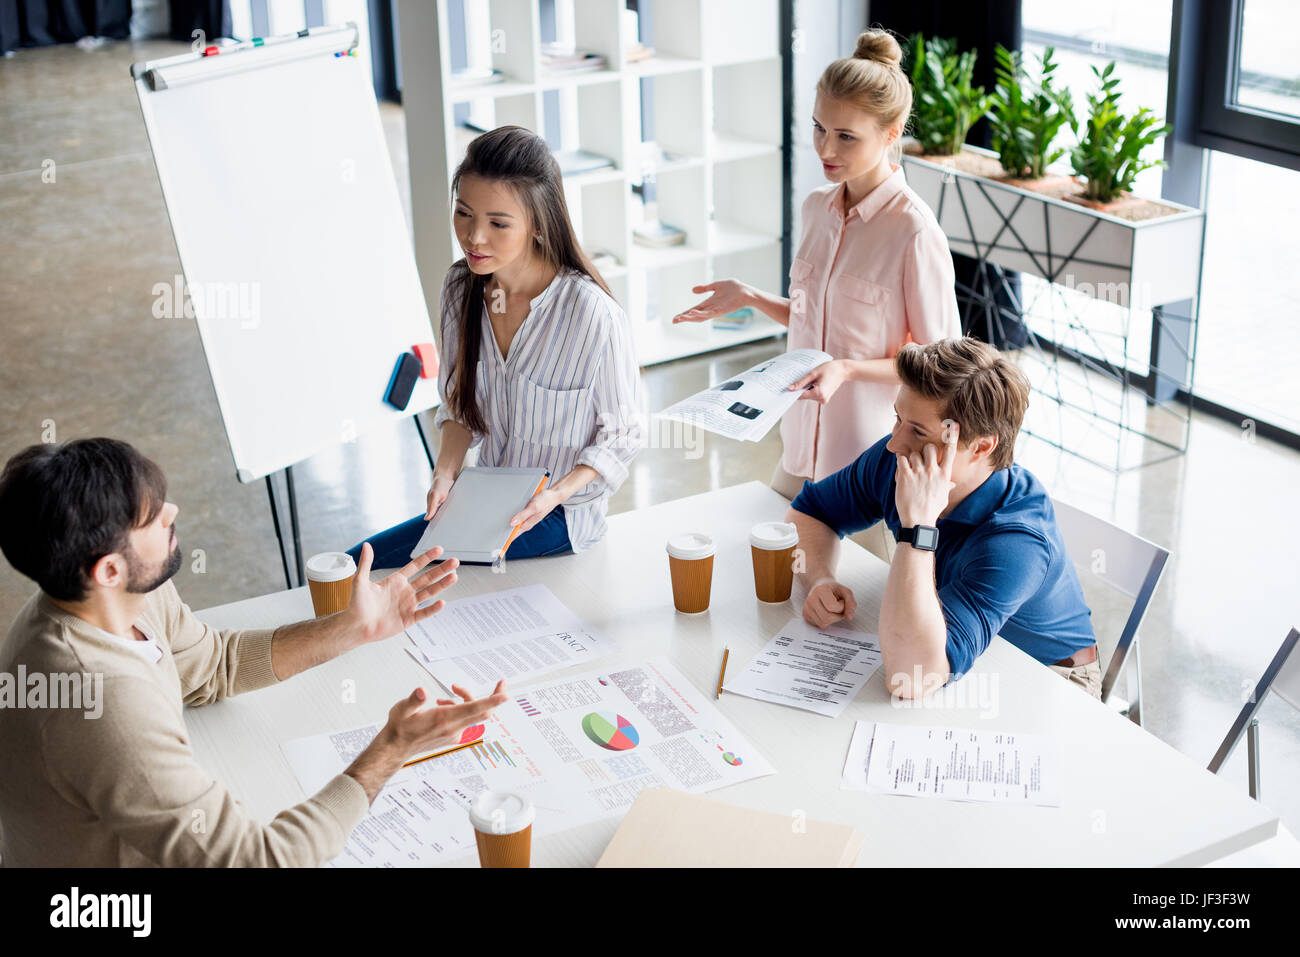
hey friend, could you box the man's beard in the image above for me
[124,536,183,594]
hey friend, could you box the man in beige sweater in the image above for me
[0,438,507,866]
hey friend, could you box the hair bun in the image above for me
[853,29,902,67]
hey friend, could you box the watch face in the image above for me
[914,526,939,550]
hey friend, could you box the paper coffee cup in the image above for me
[306,552,356,617]
[666,533,716,614]
[750,522,799,603]
[469,791,535,868]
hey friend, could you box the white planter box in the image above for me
[902,146,1205,310]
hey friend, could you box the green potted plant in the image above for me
[906,33,993,156]
[988,45,1076,181]
[1068,62,1171,208]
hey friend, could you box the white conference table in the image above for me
[190,481,1277,867]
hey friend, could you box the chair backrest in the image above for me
[1208,628,1300,774]
[1051,498,1170,702]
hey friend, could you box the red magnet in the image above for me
[412,342,439,379]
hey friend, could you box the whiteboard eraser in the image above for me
[385,352,422,410]
[412,342,439,379]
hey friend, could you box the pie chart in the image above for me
[581,711,640,751]
[722,752,743,766]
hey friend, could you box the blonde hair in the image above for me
[894,338,1031,471]
[817,28,912,137]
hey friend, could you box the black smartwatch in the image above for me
[896,525,939,551]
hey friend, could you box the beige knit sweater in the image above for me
[0,581,369,866]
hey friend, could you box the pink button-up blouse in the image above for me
[781,165,961,481]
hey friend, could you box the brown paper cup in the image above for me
[750,522,799,603]
[751,545,796,602]
[306,552,356,617]
[469,791,535,868]
[474,824,533,868]
[668,555,714,614]
[666,533,716,615]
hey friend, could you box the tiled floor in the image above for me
[3,39,1299,844]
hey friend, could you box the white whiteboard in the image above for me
[132,24,439,482]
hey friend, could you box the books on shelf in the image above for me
[449,67,505,89]
[554,148,615,176]
[713,307,755,330]
[625,42,654,63]
[633,220,687,248]
[540,43,607,74]
[587,248,621,270]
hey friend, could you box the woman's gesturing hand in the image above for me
[671,279,751,324]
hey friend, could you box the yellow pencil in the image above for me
[715,647,730,699]
[402,736,483,768]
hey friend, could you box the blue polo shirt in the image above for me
[791,436,1095,678]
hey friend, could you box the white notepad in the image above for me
[410,467,550,564]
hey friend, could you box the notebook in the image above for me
[410,467,551,564]
[596,787,866,867]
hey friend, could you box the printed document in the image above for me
[841,720,1062,806]
[656,349,832,442]
[283,658,775,867]
[723,616,882,717]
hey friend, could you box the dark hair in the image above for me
[447,125,611,435]
[0,438,168,601]
[894,337,1031,470]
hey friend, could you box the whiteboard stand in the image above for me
[131,24,443,591]
[263,417,436,590]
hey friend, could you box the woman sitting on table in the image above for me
[673,28,960,511]
[347,126,643,568]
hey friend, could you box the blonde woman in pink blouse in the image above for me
[674,29,960,499]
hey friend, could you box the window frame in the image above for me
[1197,0,1300,173]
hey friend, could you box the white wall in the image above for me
[790,0,867,245]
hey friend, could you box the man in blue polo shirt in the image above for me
[786,337,1098,698]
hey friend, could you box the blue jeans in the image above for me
[346,506,573,569]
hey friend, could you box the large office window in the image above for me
[1022,0,1300,440]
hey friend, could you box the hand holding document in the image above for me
[723,616,882,717]
[655,349,833,442]
[842,721,1063,806]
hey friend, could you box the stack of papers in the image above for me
[540,44,607,74]
[406,584,613,693]
[449,67,505,88]
[632,219,686,247]
[656,349,832,442]
[555,148,615,176]
[842,721,1063,806]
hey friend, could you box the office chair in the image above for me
[1052,498,1170,726]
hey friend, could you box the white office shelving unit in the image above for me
[396,0,787,367]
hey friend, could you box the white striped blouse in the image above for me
[432,262,645,552]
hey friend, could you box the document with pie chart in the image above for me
[283,657,774,866]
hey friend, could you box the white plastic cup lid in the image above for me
[305,552,356,583]
[666,533,716,561]
[468,790,535,835]
[750,521,799,550]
